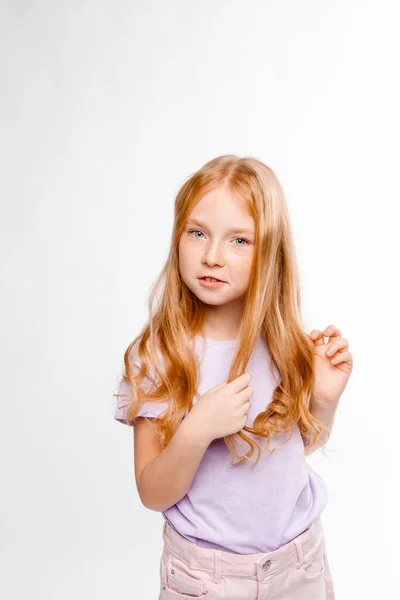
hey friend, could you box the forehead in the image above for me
[187,188,254,233]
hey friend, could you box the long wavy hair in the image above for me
[114,155,330,466]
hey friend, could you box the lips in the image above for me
[199,276,226,283]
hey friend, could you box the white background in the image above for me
[1,1,399,598]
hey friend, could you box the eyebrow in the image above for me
[186,219,255,235]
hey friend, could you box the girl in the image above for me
[113,155,353,599]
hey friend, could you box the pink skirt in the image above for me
[159,516,335,599]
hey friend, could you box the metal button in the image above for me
[262,560,271,571]
[171,569,175,574]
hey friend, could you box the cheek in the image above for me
[178,241,198,272]
[231,256,253,286]
[233,254,253,273]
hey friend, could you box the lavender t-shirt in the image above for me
[114,335,328,554]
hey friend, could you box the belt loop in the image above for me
[213,550,222,583]
[293,538,303,568]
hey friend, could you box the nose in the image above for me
[202,242,225,266]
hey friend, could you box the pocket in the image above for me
[298,534,326,581]
[298,551,325,580]
[161,549,214,598]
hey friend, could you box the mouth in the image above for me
[198,276,226,283]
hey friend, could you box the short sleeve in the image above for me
[113,369,169,426]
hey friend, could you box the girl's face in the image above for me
[178,186,255,308]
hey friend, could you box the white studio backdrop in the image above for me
[1,1,399,598]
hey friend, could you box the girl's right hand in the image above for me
[184,372,253,445]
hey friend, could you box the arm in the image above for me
[137,418,210,512]
[302,395,340,455]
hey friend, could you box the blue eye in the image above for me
[189,230,204,238]
[188,230,250,245]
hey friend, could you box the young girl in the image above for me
[113,155,353,599]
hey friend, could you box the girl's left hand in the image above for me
[308,324,353,404]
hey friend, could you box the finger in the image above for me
[330,350,353,366]
[326,338,349,356]
[236,387,253,405]
[227,372,252,393]
[308,329,326,347]
[322,324,342,342]
[239,399,252,416]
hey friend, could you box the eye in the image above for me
[188,229,205,238]
[188,230,250,246]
